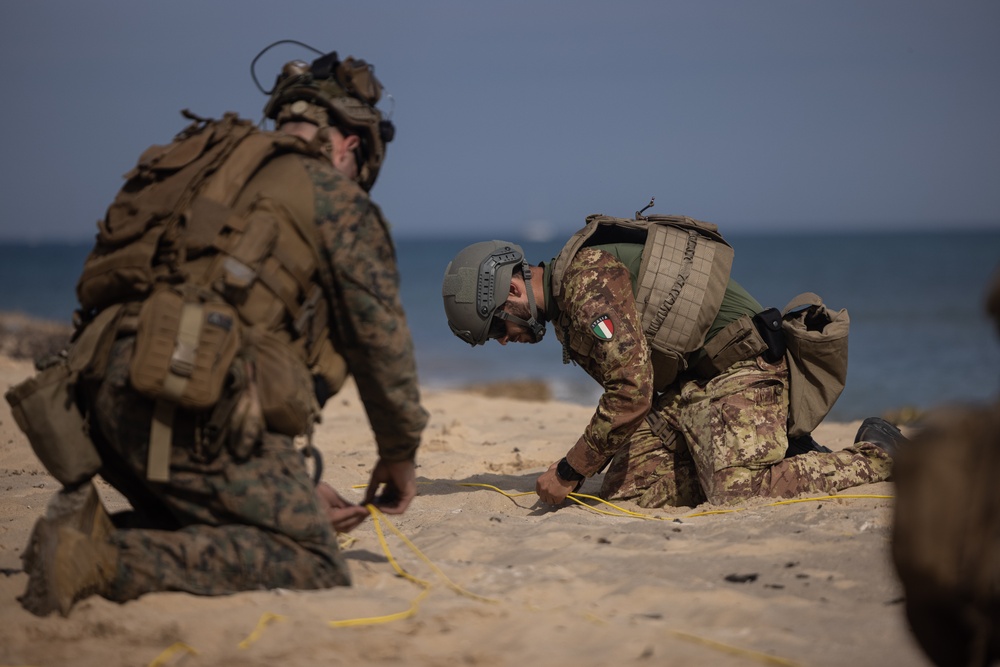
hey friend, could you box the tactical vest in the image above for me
[551,214,734,390]
[74,111,347,453]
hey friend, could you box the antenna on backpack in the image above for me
[636,197,655,219]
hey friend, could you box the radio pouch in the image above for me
[752,307,786,363]
[130,288,241,411]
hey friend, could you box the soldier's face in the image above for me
[494,299,535,346]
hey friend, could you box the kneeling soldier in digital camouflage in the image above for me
[442,205,903,508]
[8,42,428,616]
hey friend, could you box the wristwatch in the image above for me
[556,457,584,483]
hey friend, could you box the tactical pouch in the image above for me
[129,288,241,411]
[3,304,127,486]
[752,307,786,363]
[76,226,165,313]
[696,314,768,378]
[781,293,850,438]
[246,328,319,436]
[5,360,100,487]
[308,337,348,407]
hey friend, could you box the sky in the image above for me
[1,1,998,242]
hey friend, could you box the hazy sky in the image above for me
[1,1,998,241]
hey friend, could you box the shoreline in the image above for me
[0,310,928,426]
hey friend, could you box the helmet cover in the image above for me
[263,51,394,191]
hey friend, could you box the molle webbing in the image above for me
[76,114,259,315]
[75,116,343,480]
[551,214,733,387]
[636,220,732,357]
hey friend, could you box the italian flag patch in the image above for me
[590,314,615,340]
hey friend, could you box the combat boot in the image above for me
[855,417,909,460]
[19,481,119,617]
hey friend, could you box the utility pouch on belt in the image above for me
[245,327,319,436]
[5,359,99,487]
[129,288,241,411]
[696,315,768,378]
[3,304,124,487]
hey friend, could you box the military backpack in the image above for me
[7,111,347,484]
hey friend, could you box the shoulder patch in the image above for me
[590,314,615,340]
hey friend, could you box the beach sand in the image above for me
[0,352,930,667]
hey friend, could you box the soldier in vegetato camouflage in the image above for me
[442,210,904,509]
[15,44,428,615]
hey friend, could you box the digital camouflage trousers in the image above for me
[601,356,893,507]
[88,338,349,601]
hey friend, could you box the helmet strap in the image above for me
[501,264,546,342]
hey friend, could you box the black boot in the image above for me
[785,434,833,457]
[854,417,908,459]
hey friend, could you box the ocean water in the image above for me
[2,229,998,421]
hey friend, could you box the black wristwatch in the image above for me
[556,457,585,483]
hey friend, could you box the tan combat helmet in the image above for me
[259,43,395,191]
[442,240,545,346]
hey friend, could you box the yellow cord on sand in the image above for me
[460,481,891,521]
[238,612,287,649]
[328,504,497,628]
[670,630,803,667]
[147,642,198,667]
[332,493,810,666]
[147,482,887,660]
[457,482,535,500]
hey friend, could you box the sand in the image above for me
[0,353,930,667]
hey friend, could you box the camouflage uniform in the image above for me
[83,136,427,600]
[547,247,892,508]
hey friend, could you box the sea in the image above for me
[1,229,998,422]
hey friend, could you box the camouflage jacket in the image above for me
[293,158,428,462]
[544,247,655,476]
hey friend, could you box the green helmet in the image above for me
[442,240,545,346]
[262,50,395,191]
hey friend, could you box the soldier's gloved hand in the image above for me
[363,458,417,515]
[316,482,369,533]
[535,461,579,506]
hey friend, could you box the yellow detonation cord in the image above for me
[144,485,891,666]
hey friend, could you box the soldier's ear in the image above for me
[508,274,523,298]
[342,134,361,152]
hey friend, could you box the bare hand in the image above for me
[363,458,417,515]
[535,460,580,506]
[316,481,369,533]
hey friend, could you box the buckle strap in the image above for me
[645,409,672,439]
[148,400,175,482]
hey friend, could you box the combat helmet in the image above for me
[259,45,395,191]
[442,240,546,346]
